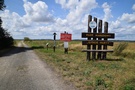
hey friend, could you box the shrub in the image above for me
[95,77,108,89]
[113,42,128,56]
[24,37,31,41]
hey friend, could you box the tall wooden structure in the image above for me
[82,15,115,61]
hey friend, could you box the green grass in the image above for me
[25,40,135,90]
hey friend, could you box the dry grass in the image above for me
[26,40,135,90]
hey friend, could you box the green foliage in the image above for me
[83,68,92,76]
[95,77,108,89]
[95,63,106,70]
[24,37,31,41]
[113,42,128,56]
[122,78,135,90]
[0,0,6,10]
[121,52,135,59]
[85,81,93,86]
[0,18,14,49]
[123,85,135,90]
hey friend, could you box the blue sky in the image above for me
[0,0,135,40]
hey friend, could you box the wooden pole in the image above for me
[97,20,102,60]
[92,17,97,60]
[87,15,92,61]
[102,22,108,59]
[53,32,56,52]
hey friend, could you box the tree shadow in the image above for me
[0,46,44,57]
[31,46,44,49]
[104,58,124,61]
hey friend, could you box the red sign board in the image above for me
[60,33,72,42]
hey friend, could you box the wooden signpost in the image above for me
[82,15,115,60]
[53,32,57,52]
[60,32,72,54]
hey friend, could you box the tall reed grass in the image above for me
[113,42,128,56]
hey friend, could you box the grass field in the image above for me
[25,40,135,90]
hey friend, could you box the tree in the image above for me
[0,0,6,10]
[24,37,31,41]
[0,17,14,49]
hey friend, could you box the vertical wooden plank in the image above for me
[97,20,102,59]
[92,17,97,60]
[87,15,92,61]
[102,22,108,59]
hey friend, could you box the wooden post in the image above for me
[87,15,92,61]
[97,20,102,59]
[92,17,97,60]
[102,22,108,59]
[53,32,56,52]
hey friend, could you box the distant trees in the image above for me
[0,17,14,49]
[24,37,31,41]
[0,0,14,50]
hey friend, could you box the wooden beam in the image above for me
[82,33,115,38]
[82,49,113,52]
[82,40,113,46]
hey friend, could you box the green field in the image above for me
[26,40,135,90]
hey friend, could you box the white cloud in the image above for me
[81,14,89,25]
[55,0,79,10]
[102,2,113,21]
[117,4,135,24]
[120,13,135,23]
[0,10,30,31]
[1,0,134,40]
[132,4,135,11]
[55,0,66,9]
[56,0,98,25]
[54,0,98,39]
[67,0,97,24]
[0,0,99,39]
[55,18,67,26]
[23,0,54,23]
[0,0,56,39]
[109,4,135,40]
[110,20,121,30]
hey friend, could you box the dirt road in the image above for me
[0,41,76,90]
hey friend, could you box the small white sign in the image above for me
[89,21,97,29]
[64,42,68,48]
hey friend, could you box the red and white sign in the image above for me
[60,33,72,42]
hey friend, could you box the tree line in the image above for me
[0,0,14,50]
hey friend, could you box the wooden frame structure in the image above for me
[82,15,115,60]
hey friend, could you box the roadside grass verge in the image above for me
[25,40,135,90]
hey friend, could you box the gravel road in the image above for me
[0,41,76,90]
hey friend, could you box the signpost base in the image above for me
[64,48,68,54]
[53,46,55,52]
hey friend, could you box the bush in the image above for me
[113,42,128,56]
[24,37,31,41]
